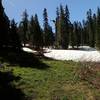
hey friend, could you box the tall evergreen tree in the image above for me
[96,7,100,50]
[64,5,70,49]
[47,25,54,47]
[43,8,54,47]
[31,14,43,50]
[9,19,21,49]
[78,22,83,46]
[43,8,48,47]
[87,9,95,47]
[92,13,96,47]
[72,22,78,48]
[59,4,65,49]
[0,0,10,48]
[55,5,70,49]
[18,22,24,45]
[73,21,81,48]
[69,23,75,49]
[29,15,36,47]
[55,7,60,48]
[21,9,29,46]
[82,20,89,45]
[70,21,83,49]
[57,4,70,49]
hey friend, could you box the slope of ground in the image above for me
[0,59,100,100]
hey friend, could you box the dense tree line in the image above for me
[96,8,100,50]
[18,8,54,50]
[54,5,100,50]
[17,5,100,50]
[1,0,100,50]
[0,0,21,50]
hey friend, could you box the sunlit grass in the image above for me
[0,59,100,100]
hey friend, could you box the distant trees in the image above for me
[30,14,43,50]
[29,16,35,47]
[69,23,74,48]
[21,9,29,46]
[55,4,70,49]
[72,22,81,48]
[86,9,95,47]
[64,5,70,49]
[0,0,21,50]
[14,6,100,51]
[0,0,9,47]
[59,4,68,49]
[1,0,100,51]
[43,8,49,47]
[55,7,60,48]
[43,8,54,47]
[82,20,89,45]
[95,8,100,50]
[9,19,21,49]
[83,7,100,50]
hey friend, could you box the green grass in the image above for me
[0,59,100,100]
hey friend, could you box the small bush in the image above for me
[78,63,100,89]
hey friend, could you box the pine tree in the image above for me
[58,4,70,49]
[47,25,54,47]
[78,22,83,46]
[55,7,60,48]
[73,22,78,48]
[69,23,75,49]
[64,5,70,49]
[96,7,100,50]
[92,14,96,47]
[29,15,36,47]
[70,21,83,49]
[59,4,65,49]
[43,8,54,47]
[18,22,24,45]
[82,20,89,45]
[87,9,95,47]
[9,19,21,49]
[55,5,70,49]
[43,8,49,47]
[43,8,47,47]
[31,14,43,50]
[0,0,10,48]
[21,9,29,46]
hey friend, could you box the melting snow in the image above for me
[22,46,100,62]
[22,47,37,53]
[44,46,100,62]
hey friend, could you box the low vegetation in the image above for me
[0,57,100,100]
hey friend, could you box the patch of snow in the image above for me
[22,44,30,46]
[44,49,100,62]
[78,46,96,51]
[68,46,96,51]
[22,47,37,53]
[22,46,100,62]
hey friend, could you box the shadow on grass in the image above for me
[0,48,49,69]
[0,71,26,100]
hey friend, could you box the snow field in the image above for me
[44,49,100,62]
[22,46,100,62]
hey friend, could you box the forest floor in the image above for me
[0,47,100,100]
[0,55,100,100]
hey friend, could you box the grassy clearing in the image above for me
[0,58,100,100]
